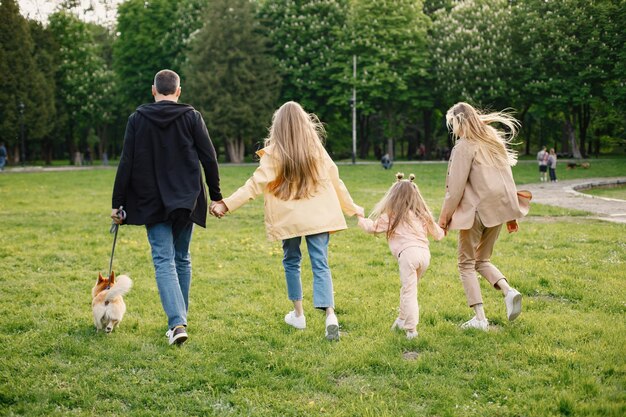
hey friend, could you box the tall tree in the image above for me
[511,0,617,158]
[49,10,112,161]
[113,0,186,115]
[431,0,521,110]
[0,0,39,163]
[184,0,280,163]
[344,0,430,159]
[28,20,57,164]
[259,0,351,154]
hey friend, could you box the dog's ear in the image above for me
[109,271,115,284]
[98,272,104,282]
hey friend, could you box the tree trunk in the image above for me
[593,134,601,157]
[387,138,394,160]
[225,137,245,163]
[44,138,53,165]
[516,105,530,155]
[423,109,432,159]
[407,121,418,160]
[564,116,582,159]
[577,103,590,158]
[358,115,370,159]
[525,115,532,156]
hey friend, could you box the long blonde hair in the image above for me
[265,101,326,200]
[446,102,520,167]
[371,173,438,239]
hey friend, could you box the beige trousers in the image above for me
[397,246,431,331]
[457,213,505,307]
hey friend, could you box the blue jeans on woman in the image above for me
[146,220,193,329]
[282,232,334,309]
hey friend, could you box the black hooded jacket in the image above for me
[112,101,222,228]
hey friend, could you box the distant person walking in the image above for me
[537,146,548,182]
[381,153,393,169]
[438,102,531,331]
[0,142,7,171]
[111,69,223,346]
[211,101,363,341]
[357,173,444,340]
[548,148,558,182]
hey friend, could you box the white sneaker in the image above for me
[391,317,405,331]
[406,330,418,340]
[284,310,306,329]
[460,316,489,331]
[325,313,339,341]
[504,288,522,321]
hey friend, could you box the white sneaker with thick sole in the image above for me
[504,288,522,321]
[391,317,405,331]
[460,316,489,331]
[325,313,339,341]
[284,310,306,329]
[406,330,418,340]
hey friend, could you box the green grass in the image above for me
[0,160,625,416]
[581,184,626,200]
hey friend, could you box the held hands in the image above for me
[210,201,228,218]
[437,217,448,236]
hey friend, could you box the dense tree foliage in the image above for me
[345,0,431,159]
[27,20,57,163]
[259,0,351,155]
[3,0,625,164]
[184,0,280,163]
[49,10,114,163]
[113,0,190,114]
[0,0,41,162]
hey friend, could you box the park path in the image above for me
[522,177,626,224]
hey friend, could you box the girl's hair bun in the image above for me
[409,174,415,182]
[396,172,404,181]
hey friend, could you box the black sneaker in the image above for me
[165,326,188,345]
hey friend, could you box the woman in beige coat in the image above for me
[212,102,363,341]
[438,102,530,330]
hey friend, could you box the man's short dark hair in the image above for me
[154,69,180,95]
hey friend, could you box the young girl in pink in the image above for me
[357,173,444,339]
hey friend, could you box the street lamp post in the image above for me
[19,101,25,167]
[351,55,357,165]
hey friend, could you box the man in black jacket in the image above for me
[111,69,222,345]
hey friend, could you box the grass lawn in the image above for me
[0,159,625,416]
[581,184,626,200]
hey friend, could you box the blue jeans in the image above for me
[282,232,334,309]
[146,221,193,329]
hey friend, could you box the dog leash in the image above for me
[108,206,126,279]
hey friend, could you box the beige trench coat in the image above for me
[223,146,362,241]
[439,139,528,230]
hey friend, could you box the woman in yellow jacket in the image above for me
[212,102,363,341]
[438,102,530,331]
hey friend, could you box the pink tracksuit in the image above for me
[359,212,444,331]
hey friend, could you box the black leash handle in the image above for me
[108,206,126,277]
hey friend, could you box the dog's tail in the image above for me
[105,275,132,301]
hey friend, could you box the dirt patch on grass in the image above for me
[402,351,420,360]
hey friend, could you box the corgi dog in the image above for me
[92,272,132,333]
